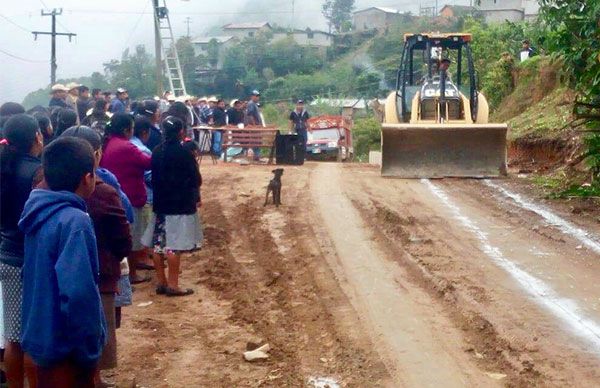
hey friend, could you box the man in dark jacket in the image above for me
[227,99,245,125]
[77,85,92,122]
[211,99,227,156]
[520,39,536,62]
[289,99,310,152]
[140,100,163,151]
[109,88,129,114]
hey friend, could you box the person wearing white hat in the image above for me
[49,84,70,109]
[227,99,244,126]
[65,82,81,116]
[196,97,210,125]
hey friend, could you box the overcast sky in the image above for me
[1,0,471,102]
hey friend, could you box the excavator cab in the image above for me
[382,33,507,178]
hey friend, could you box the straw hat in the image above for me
[208,96,218,103]
[66,82,81,90]
[50,83,69,93]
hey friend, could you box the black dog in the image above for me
[264,168,284,207]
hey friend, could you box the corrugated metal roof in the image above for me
[192,36,235,44]
[223,22,271,30]
[354,6,399,15]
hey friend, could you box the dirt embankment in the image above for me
[491,57,587,174]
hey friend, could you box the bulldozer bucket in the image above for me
[381,123,508,178]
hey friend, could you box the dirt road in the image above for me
[116,162,600,387]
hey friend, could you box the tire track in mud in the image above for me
[340,167,547,386]
[196,169,390,387]
[311,164,502,387]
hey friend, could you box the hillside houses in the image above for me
[192,36,237,70]
[352,7,403,32]
[476,0,540,23]
[222,22,272,39]
[193,23,333,70]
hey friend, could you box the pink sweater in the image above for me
[100,136,152,208]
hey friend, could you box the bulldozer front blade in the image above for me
[381,123,508,178]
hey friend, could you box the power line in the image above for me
[39,0,74,35]
[123,1,150,48]
[32,8,77,84]
[0,47,48,63]
[0,13,32,33]
[64,8,323,16]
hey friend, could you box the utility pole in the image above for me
[184,17,192,38]
[291,0,295,30]
[152,0,164,96]
[32,8,76,85]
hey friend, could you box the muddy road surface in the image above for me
[116,162,600,387]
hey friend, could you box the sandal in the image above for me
[156,285,168,295]
[165,287,194,297]
[130,274,152,284]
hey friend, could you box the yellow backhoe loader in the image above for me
[382,33,508,178]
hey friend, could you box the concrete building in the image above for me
[439,5,477,18]
[192,36,237,70]
[477,0,540,23]
[271,29,333,49]
[352,7,402,32]
[222,22,272,39]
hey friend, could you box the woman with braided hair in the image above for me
[142,116,202,297]
[0,114,43,388]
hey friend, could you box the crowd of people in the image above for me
[0,82,217,387]
[44,83,268,161]
[0,80,314,387]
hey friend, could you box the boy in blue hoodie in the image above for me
[18,137,106,387]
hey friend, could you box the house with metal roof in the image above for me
[352,7,403,32]
[222,22,272,39]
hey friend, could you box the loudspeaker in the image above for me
[276,134,305,165]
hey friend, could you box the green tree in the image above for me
[356,71,382,98]
[322,0,355,33]
[176,36,199,94]
[206,39,220,68]
[353,116,381,160]
[539,1,600,183]
[22,72,110,109]
[103,45,157,99]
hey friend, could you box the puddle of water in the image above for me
[308,376,340,388]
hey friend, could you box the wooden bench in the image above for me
[192,125,280,163]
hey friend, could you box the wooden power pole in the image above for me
[153,0,164,96]
[32,8,76,85]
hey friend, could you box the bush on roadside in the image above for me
[352,116,380,161]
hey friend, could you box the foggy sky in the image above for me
[1,0,471,102]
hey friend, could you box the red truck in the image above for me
[306,115,354,161]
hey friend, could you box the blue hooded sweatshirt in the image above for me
[18,189,106,369]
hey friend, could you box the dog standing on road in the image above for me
[264,168,284,207]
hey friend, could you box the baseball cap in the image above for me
[116,87,128,94]
[251,90,260,96]
[297,99,304,104]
